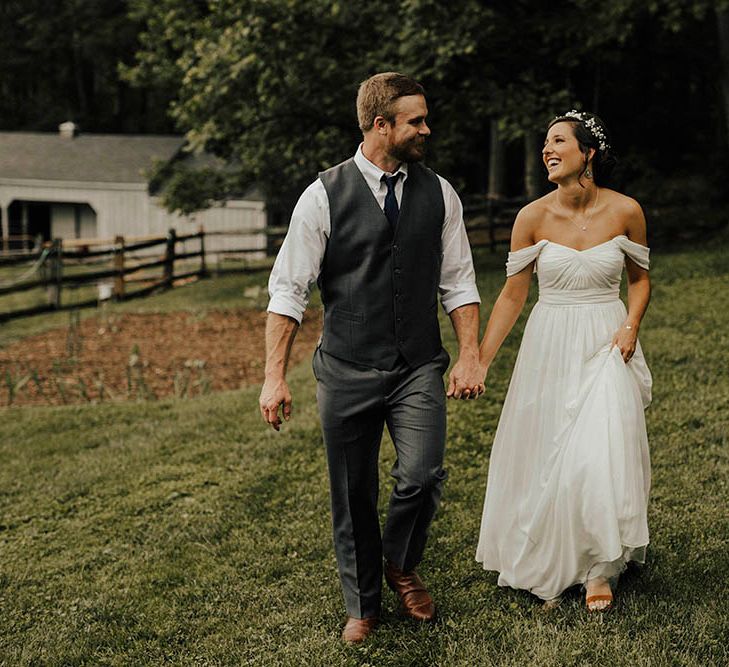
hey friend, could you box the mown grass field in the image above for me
[1,241,728,666]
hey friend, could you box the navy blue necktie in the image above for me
[382,173,401,229]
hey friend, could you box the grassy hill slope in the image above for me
[1,244,727,665]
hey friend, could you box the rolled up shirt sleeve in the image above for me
[267,180,330,324]
[437,176,481,313]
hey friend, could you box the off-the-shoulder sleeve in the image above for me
[505,239,549,277]
[614,235,650,270]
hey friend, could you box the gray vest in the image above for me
[318,158,445,369]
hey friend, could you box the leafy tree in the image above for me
[124,0,729,216]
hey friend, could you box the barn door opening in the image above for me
[8,201,51,250]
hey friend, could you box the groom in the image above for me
[259,72,483,643]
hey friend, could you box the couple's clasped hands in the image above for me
[446,352,488,400]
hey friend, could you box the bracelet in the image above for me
[625,325,633,330]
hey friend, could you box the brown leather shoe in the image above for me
[384,560,436,621]
[341,616,378,643]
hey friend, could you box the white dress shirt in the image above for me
[267,145,480,323]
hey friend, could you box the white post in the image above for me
[0,201,9,253]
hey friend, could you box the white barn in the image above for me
[0,123,267,256]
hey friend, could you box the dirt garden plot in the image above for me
[0,309,322,407]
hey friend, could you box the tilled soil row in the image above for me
[0,309,322,407]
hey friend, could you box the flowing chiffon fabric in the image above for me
[475,235,652,600]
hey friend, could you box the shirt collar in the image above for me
[354,144,409,193]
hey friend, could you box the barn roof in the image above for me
[0,132,185,184]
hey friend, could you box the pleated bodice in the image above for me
[506,235,650,305]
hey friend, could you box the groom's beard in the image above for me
[389,137,426,163]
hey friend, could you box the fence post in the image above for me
[46,238,62,308]
[487,198,496,252]
[113,235,125,300]
[164,228,176,287]
[198,224,208,278]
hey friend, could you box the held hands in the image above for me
[611,323,638,363]
[259,375,292,431]
[446,353,488,400]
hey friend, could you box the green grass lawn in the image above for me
[1,242,728,665]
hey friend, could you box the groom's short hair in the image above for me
[356,72,426,133]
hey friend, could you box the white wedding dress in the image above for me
[475,235,652,600]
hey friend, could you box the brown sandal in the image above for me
[585,593,613,612]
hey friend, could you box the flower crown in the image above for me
[559,110,610,152]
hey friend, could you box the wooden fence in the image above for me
[0,226,283,322]
[0,201,519,322]
[463,195,525,251]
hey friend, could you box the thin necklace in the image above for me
[558,187,600,232]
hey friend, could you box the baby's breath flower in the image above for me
[558,110,610,152]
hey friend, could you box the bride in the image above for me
[475,111,652,611]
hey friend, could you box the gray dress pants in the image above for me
[312,346,449,619]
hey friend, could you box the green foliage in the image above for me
[122,0,729,214]
[152,161,233,216]
[0,242,728,664]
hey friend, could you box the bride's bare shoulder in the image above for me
[511,194,553,249]
[602,189,646,237]
[519,193,553,216]
[602,188,643,214]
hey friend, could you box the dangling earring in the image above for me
[585,168,593,179]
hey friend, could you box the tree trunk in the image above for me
[524,131,543,200]
[487,119,506,198]
[717,8,729,151]
[71,24,88,120]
